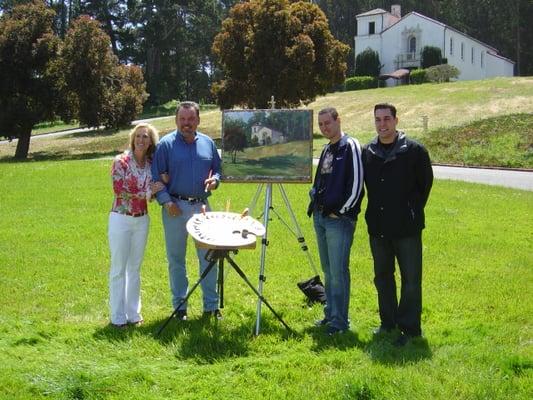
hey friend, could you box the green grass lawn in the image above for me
[0,160,531,399]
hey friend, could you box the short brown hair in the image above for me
[374,103,397,118]
[318,107,339,120]
[176,101,200,118]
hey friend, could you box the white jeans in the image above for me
[108,212,149,325]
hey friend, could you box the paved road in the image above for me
[2,122,532,191]
[432,165,533,191]
[0,115,173,144]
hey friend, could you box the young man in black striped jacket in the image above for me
[307,107,364,336]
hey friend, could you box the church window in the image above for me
[409,36,416,53]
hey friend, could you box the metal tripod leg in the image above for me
[225,254,293,334]
[277,184,320,276]
[156,252,219,336]
[255,183,272,335]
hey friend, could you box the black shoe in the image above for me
[203,309,223,320]
[175,310,187,321]
[326,326,347,336]
[372,326,394,336]
[394,333,421,347]
[314,318,330,327]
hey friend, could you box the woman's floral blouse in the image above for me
[111,151,152,215]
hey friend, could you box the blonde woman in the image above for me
[108,123,161,328]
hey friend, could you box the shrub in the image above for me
[421,46,443,68]
[344,76,378,91]
[354,48,382,77]
[426,64,460,83]
[410,69,428,84]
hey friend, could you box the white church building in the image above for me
[354,5,515,82]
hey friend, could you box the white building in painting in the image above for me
[251,124,286,145]
[354,5,515,83]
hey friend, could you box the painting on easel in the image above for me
[221,109,313,183]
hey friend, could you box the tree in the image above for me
[0,1,61,159]
[421,45,443,68]
[223,120,247,163]
[314,0,358,74]
[54,15,147,130]
[0,2,147,159]
[212,0,349,109]
[354,47,381,77]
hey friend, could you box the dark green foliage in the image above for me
[354,48,381,77]
[344,76,378,91]
[54,14,148,131]
[223,119,248,163]
[212,0,349,109]
[0,0,60,159]
[421,46,443,68]
[410,69,428,84]
[0,1,147,159]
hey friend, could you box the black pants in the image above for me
[369,233,423,336]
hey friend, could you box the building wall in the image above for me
[354,12,514,83]
[486,53,515,78]
[381,14,445,74]
[356,14,385,36]
[443,28,500,80]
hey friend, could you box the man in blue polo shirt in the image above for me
[152,101,222,321]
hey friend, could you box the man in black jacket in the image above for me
[362,103,433,346]
[307,107,364,335]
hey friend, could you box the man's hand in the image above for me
[204,176,218,192]
[164,202,182,217]
[151,181,165,194]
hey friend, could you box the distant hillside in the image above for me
[422,113,533,169]
[1,77,532,168]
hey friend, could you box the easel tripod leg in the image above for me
[225,255,293,334]
[156,258,218,336]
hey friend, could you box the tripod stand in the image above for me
[156,247,293,336]
[249,183,319,335]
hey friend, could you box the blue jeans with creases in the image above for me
[162,199,219,312]
[313,211,356,330]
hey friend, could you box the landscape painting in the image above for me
[221,109,313,182]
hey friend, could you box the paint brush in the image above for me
[204,169,212,192]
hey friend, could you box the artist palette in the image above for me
[186,211,266,249]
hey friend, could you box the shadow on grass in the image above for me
[0,150,117,163]
[364,333,433,365]
[93,311,295,364]
[304,325,365,353]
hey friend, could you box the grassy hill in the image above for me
[1,77,532,167]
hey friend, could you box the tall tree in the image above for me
[212,0,349,109]
[0,0,61,159]
[57,14,147,129]
[0,1,147,159]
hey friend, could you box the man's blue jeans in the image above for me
[162,199,219,312]
[313,211,356,330]
[369,233,423,336]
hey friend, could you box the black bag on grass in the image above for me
[297,275,326,305]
